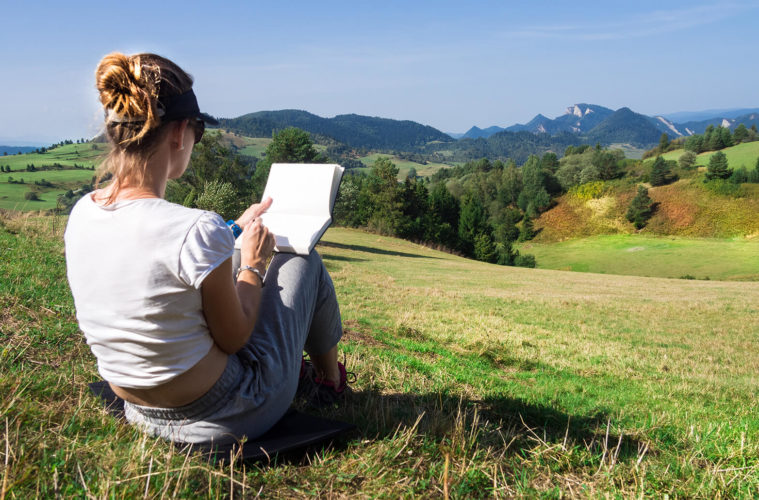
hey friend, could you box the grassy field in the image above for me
[0,143,103,211]
[655,141,759,169]
[357,153,453,179]
[1,214,757,497]
[518,234,759,280]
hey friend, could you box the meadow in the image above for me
[0,143,102,211]
[517,233,759,280]
[655,140,759,169]
[1,214,757,497]
[357,153,453,179]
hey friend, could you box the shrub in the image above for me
[705,151,731,181]
[514,253,536,268]
[194,180,243,221]
[24,191,40,201]
[569,181,605,202]
[626,185,654,229]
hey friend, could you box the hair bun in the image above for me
[96,52,160,142]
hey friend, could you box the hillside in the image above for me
[218,110,453,151]
[2,215,758,496]
[535,177,759,243]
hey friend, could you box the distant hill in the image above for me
[661,107,759,123]
[462,125,506,139]
[218,110,453,151]
[585,107,664,146]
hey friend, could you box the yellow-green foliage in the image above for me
[537,177,759,242]
[568,180,606,201]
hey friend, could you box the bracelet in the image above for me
[226,220,242,239]
[237,265,265,287]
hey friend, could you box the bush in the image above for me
[24,191,40,201]
[626,185,654,229]
[513,253,536,268]
[569,181,605,202]
[194,180,243,221]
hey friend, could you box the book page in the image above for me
[262,164,342,215]
[259,213,330,255]
[235,163,343,254]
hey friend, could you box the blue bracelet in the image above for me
[226,220,242,239]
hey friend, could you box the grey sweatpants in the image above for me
[123,250,343,445]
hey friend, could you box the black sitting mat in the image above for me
[88,381,355,461]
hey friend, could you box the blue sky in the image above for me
[2,0,758,144]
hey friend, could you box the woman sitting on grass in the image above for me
[64,52,350,446]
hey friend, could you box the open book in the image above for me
[236,163,344,255]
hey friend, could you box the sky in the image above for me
[2,0,759,144]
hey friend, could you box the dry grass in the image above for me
[1,217,758,497]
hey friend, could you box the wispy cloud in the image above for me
[507,2,758,41]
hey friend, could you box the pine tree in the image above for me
[733,124,749,143]
[705,151,732,181]
[626,186,654,229]
[650,156,670,186]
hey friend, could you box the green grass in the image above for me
[1,215,758,497]
[654,141,759,170]
[517,233,759,280]
[0,143,103,211]
[358,153,453,179]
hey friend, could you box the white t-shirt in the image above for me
[64,193,234,388]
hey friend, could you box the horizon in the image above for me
[2,0,759,144]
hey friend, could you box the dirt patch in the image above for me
[341,319,387,348]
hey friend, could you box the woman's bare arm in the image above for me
[201,217,275,354]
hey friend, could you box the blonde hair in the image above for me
[94,52,194,203]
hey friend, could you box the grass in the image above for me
[1,213,758,497]
[654,141,759,170]
[357,153,453,179]
[0,143,102,211]
[517,233,759,280]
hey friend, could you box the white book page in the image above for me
[235,163,343,254]
[262,164,342,215]
[259,213,330,255]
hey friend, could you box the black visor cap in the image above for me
[159,90,219,126]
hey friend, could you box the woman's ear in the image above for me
[171,119,190,151]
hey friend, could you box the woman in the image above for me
[65,52,349,446]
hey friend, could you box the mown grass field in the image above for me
[1,214,757,497]
[517,234,759,280]
[357,153,453,179]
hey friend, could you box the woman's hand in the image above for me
[237,197,273,228]
[240,217,275,271]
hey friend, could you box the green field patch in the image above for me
[518,233,759,280]
[652,141,759,170]
[358,153,453,179]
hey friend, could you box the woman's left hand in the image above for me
[237,197,273,227]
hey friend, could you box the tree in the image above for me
[366,157,403,235]
[518,217,535,241]
[458,194,490,256]
[733,124,749,143]
[592,149,620,180]
[730,165,749,184]
[626,186,654,229]
[252,127,323,197]
[473,232,497,263]
[678,151,697,169]
[659,133,670,152]
[194,180,243,221]
[749,158,759,183]
[705,151,731,181]
[650,156,671,186]
[426,182,460,249]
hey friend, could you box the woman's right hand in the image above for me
[240,218,275,271]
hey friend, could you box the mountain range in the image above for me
[460,104,759,141]
[216,105,759,162]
